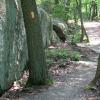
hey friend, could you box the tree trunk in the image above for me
[73,2,78,24]
[89,1,98,21]
[76,0,89,42]
[20,0,48,85]
[91,54,100,86]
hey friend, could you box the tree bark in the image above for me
[76,0,89,42]
[20,0,48,85]
[91,54,100,86]
[89,1,97,21]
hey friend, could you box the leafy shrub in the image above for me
[46,49,67,59]
[45,48,81,61]
[71,32,81,45]
[52,4,69,20]
[46,59,54,65]
[67,24,81,44]
[70,51,81,61]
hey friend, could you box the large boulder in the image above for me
[52,19,68,43]
[0,0,27,92]
[52,18,68,34]
[38,7,53,48]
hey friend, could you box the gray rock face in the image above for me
[38,7,53,48]
[0,0,28,90]
[52,18,68,34]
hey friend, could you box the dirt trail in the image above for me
[15,62,96,100]
[2,22,100,100]
[18,22,99,100]
[78,21,100,53]
[84,22,100,45]
[85,22,100,53]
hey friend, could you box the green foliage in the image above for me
[52,1,76,20]
[46,49,67,59]
[38,0,100,21]
[36,0,42,5]
[45,48,81,61]
[70,51,81,61]
[52,3,71,20]
[45,78,54,85]
[67,24,81,44]
[84,84,97,91]
[40,0,54,13]
[71,31,81,44]
[46,59,54,65]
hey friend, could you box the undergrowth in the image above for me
[45,48,81,66]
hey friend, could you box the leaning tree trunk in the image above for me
[20,0,48,85]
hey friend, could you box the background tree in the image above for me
[20,0,48,86]
[76,0,89,42]
[89,0,97,20]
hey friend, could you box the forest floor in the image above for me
[1,21,100,100]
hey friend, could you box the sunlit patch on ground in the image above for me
[84,22,100,48]
[78,22,100,53]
